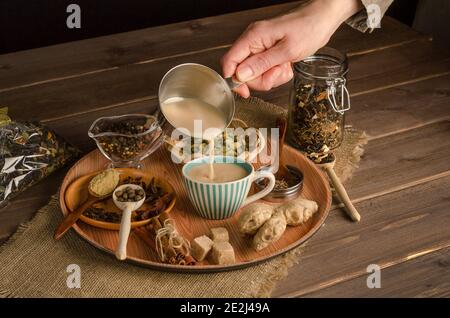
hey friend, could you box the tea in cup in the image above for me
[182,156,275,220]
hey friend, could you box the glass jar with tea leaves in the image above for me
[287,47,350,163]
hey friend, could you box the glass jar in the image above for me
[287,47,350,161]
[88,114,163,168]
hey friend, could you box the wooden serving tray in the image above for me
[59,145,331,272]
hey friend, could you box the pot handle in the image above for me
[225,76,244,90]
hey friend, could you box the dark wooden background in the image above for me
[1,0,418,54]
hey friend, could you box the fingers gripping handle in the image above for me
[225,76,244,90]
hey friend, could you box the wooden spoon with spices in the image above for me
[54,170,120,240]
[54,188,109,240]
[113,184,146,260]
[316,154,361,222]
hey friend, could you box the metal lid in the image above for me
[294,47,348,80]
[293,47,351,114]
[255,165,304,203]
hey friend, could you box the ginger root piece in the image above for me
[252,211,287,251]
[276,198,318,226]
[238,203,274,235]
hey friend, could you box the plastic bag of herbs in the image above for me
[0,107,80,208]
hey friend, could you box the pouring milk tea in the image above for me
[159,63,236,180]
[159,63,276,219]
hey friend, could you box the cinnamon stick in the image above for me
[183,254,196,265]
[134,221,197,266]
[133,226,157,250]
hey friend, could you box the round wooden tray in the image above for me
[59,145,331,272]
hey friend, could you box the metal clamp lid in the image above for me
[326,77,351,114]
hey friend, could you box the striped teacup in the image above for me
[182,156,275,220]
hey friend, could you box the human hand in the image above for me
[221,0,362,97]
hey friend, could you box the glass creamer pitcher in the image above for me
[88,114,163,168]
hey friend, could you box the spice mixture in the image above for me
[93,117,161,161]
[88,169,120,197]
[83,176,172,223]
[115,186,145,202]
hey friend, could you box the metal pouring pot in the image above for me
[158,63,239,137]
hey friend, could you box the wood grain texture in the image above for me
[262,41,450,107]
[0,5,423,93]
[304,247,450,297]
[270,122,450,297]
[41,69,450,154]
[50,118,450,213]
[0,21,433,124]
[58,146,331,271]
[272,174,450,297]
[1,39,445,155]
[344,120,450,200]
[0,3,302,91]
[347,74,450,138]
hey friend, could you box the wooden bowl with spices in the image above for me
[64,168,176,230]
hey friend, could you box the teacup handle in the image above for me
[243,170,276,206]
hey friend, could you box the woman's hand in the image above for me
[221,0,362,97]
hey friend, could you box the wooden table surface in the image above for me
[1,2,449,297]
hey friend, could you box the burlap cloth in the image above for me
[0,96,367,298]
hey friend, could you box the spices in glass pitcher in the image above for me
[95,119,154,160]
[88,114,163,167]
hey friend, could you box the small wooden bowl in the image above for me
[64,168,176,230]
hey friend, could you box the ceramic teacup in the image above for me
[182,156,275,220]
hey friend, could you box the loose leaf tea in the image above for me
[274,179,289,191]
[0,108,79,207]
[287,83,344,161]
[165,124,262,162]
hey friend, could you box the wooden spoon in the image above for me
[317,156,361,222]
[113,184,146,260]
[54,170,119,240]
[54,188,108,240]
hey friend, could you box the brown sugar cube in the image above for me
[209,227,229,242]
[190,235,214,261]
[209,241,236,265]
